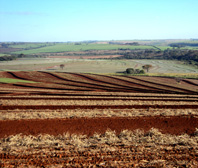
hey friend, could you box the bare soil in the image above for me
[0,116,197,138]
[0,71,197,94]
[0,71,198,167]
[1,145,198,167]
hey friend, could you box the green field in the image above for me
[0,78,36,83]
[1,40,197,55]
[0,54,8,57]
[9,43,49,48]
[12,43,157,55]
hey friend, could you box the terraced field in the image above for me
[0,71,198,167]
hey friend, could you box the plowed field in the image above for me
[0,71,198,167]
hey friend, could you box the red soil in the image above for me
[0,71,197,94]
[0,116,197,138]
[0,71,198,167]
[1,146,198,167]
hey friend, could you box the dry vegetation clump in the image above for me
[1,129,198,167]
[1,99,198,106]
[1,95,198,100]
[0,108,198,120]
[1,128,198,155]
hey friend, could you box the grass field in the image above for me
[0,78,36,84]
[12,43,158,55]
[1,40,197,55]
[0,54,9,57]
[1,58,198,76]
[9,43,53,49]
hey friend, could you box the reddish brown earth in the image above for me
[0,71,198,167]
[0,71,197,94]
[1,146,198,167]
[0,116,197,138]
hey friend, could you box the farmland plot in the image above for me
[0,71,198,167]
[1,58,198,74]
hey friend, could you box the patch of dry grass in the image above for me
[1,99,198,106]
[0,108,197,120]
[1,128,197,155]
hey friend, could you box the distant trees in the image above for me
[118,49,198,65]
[169,43,186,49]
[0,55,16,61]
[124,42,139,46]
[18,54,25,58]
[74,42,82,45]
[142,64,152,72]
[1,43,9,48]
[169,43,198,48]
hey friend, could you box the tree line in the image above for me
[0,55,17,61]
[116,49,198,66]
[169,43,198,48]
[1,49,198,67]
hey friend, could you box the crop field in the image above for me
[11,43,157,55]
[1,58,198,75]
[0,54,8,57]
[0,71,198,167]
[5,39,198,55]
[9,43,54,49]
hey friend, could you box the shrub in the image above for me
[126,68,134,74]
[125,68,145,74]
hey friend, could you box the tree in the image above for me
[139,69,145,74]
[126,68,134,74]
[134,69,140,74]
[60,64,65,70]
[142,64,152,72]
[18,54,25,58]
[1,43,9,48]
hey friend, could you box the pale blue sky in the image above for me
[0,0,198,42]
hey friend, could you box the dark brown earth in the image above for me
[0,104,198,110]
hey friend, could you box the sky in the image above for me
[0,0,198,42]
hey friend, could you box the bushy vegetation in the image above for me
[125,68,145,74]
[0,55,16,61]
[1,42,55,49]
[118,49,198,66]
[169,42,198,48]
